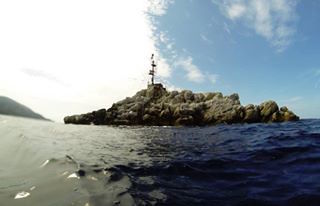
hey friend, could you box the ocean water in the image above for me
[1,115,320,206]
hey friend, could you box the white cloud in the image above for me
[162,79,182,92]
[148,32,173,79]
[156,57,171,78]
[175,57,205,83]
[213,0,298,52]
[149,29,175,79]
[280,96,303,103]
[149,1,219,86]
[200,34,213,44]
[147,0,174,16]
[227,3,246,19]
[159,31,169,44]
[156,30,176,55]
[20,68,64,85]
[208,74,219,84]
[0,0,172,122]
[167,43,173,50]
[174,56,219,85]
[223,22,232,34]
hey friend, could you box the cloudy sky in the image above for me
[0,0,319,121]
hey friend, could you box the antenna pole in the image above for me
[149,54,156,85]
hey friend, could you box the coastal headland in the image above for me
[64,83,299,126]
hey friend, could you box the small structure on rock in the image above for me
[147,54,166,100]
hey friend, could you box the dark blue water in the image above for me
[1,115,320,206]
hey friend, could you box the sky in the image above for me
[0,0,319,121]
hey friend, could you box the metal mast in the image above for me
[149,54,156,85]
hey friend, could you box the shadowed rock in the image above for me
[64,84,299,126]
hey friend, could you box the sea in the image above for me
[1,114,320,206]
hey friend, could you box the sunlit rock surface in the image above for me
[64,84,299,126]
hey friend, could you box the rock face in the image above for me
[64,84,299,126]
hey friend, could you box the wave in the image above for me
[1,116,320,205]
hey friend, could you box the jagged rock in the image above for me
[283,111,299,121]
[244,104,260,123]
[203,97,243,124]
[169,91,179,98]
[204,93,215,101]
[205,92,223,101]
[142,114,158,125]
[268,105,298,123]
[259,100,279,122]
[146,84,167,99]
[182,90,194,101]
[194,93,205,103]
[175,115,194,126]
[280,106,288,112]
[92,109,106,125]
[229,93,240,103]
[271,111,284,122]
[64,84,299,126]
[160,108,171,118]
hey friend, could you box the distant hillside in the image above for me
[0,96,47,120]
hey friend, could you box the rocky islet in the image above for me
[64,84,299,126]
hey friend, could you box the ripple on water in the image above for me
[1,116,320,205]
